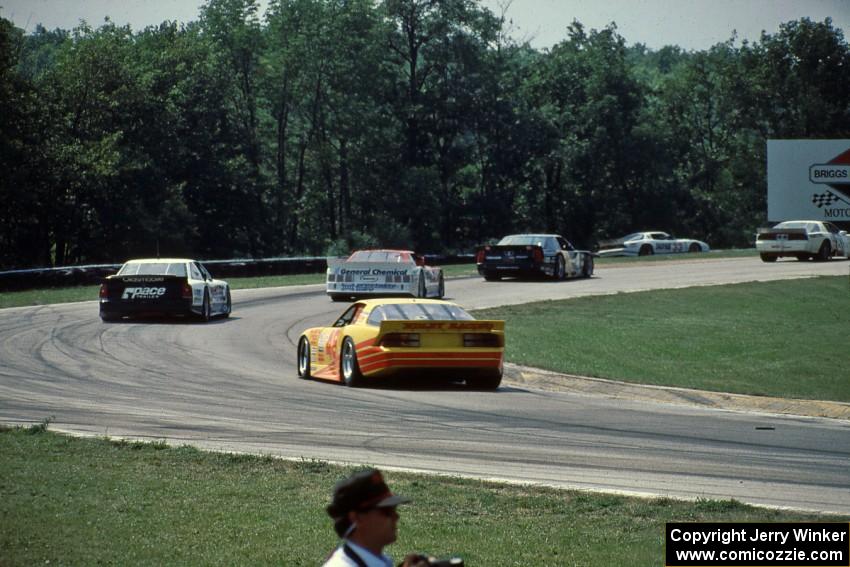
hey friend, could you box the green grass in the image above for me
[473,276,850,402]
[0,426,837,567]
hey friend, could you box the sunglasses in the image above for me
[371,507,398,518]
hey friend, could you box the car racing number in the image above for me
[654,241,685,253]
[317,328,342,370]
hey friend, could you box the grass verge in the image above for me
[0,425,837,567]
[473,276,850,402]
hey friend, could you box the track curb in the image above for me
[504,363,850,421]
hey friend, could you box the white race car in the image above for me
[597,232,710,257]
[756,220,850,262]
[325,249,445,302]
[99,258,232,322]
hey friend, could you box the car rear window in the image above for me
[348,251,410,263]
[367,303,474,326]
[498,235,548,246]
[118,262,187,277]
[775,221,807,230]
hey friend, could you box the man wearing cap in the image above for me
[322,468,428,567]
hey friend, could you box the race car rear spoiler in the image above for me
[326,260,414,282]
[375,319,505,347]
[597,237,625,249]
[378,320,504,333]
[756,228,808,240]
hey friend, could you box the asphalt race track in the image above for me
[1,257,848,514]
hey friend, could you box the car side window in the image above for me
[826,222,838,234]
[199,264,212,280]
[557,237,573,251]
[333,305,362,328]
[189,263,203,280]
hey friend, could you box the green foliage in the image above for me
[1,10,848,270]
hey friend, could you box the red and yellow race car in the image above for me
[296,298,504,389]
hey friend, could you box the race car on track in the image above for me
[596,231,710,257]
[325,249,444,302]
[475,234,594,281]
[756,220,850,262]
[99,258,231,322]
[296,298,504,389]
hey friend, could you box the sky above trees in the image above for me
[2,0,847,51]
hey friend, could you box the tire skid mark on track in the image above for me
[2,257,850,513]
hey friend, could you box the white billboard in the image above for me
[767,139,850,222]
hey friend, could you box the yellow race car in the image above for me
[296,298,504,389]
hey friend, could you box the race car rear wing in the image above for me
[597,237,625,249]
[326,260,417,294]
[756,228,808,240]
[374,319,505,347]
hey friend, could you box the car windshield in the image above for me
[118,262,187,277]
[348,250,411,263]
[367,303,474,326]
[622,233,644,241]
[498,235,548,246]
[775,221,809,230]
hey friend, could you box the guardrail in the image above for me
[0,254,476,292]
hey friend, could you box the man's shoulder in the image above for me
[321,543,392,567]
[322,545,359,567]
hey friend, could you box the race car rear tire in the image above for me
[329,294,348,302]
[639,245,654,256]
[816,241,831,262]
[688,243,701,253]
[437,274,445,299]
[417,274,426,298]
[100,312,119,322]
[483,272,501,281]
[297,336,311,379]
[341,337,363,387]
[760,253,777,262]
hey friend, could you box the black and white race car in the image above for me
[475,234,595,280]
[99,258,231,322]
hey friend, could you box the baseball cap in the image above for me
[326,469,411,520]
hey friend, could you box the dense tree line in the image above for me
[1,0,848,269]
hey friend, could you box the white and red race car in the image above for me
[325,249,444,302]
